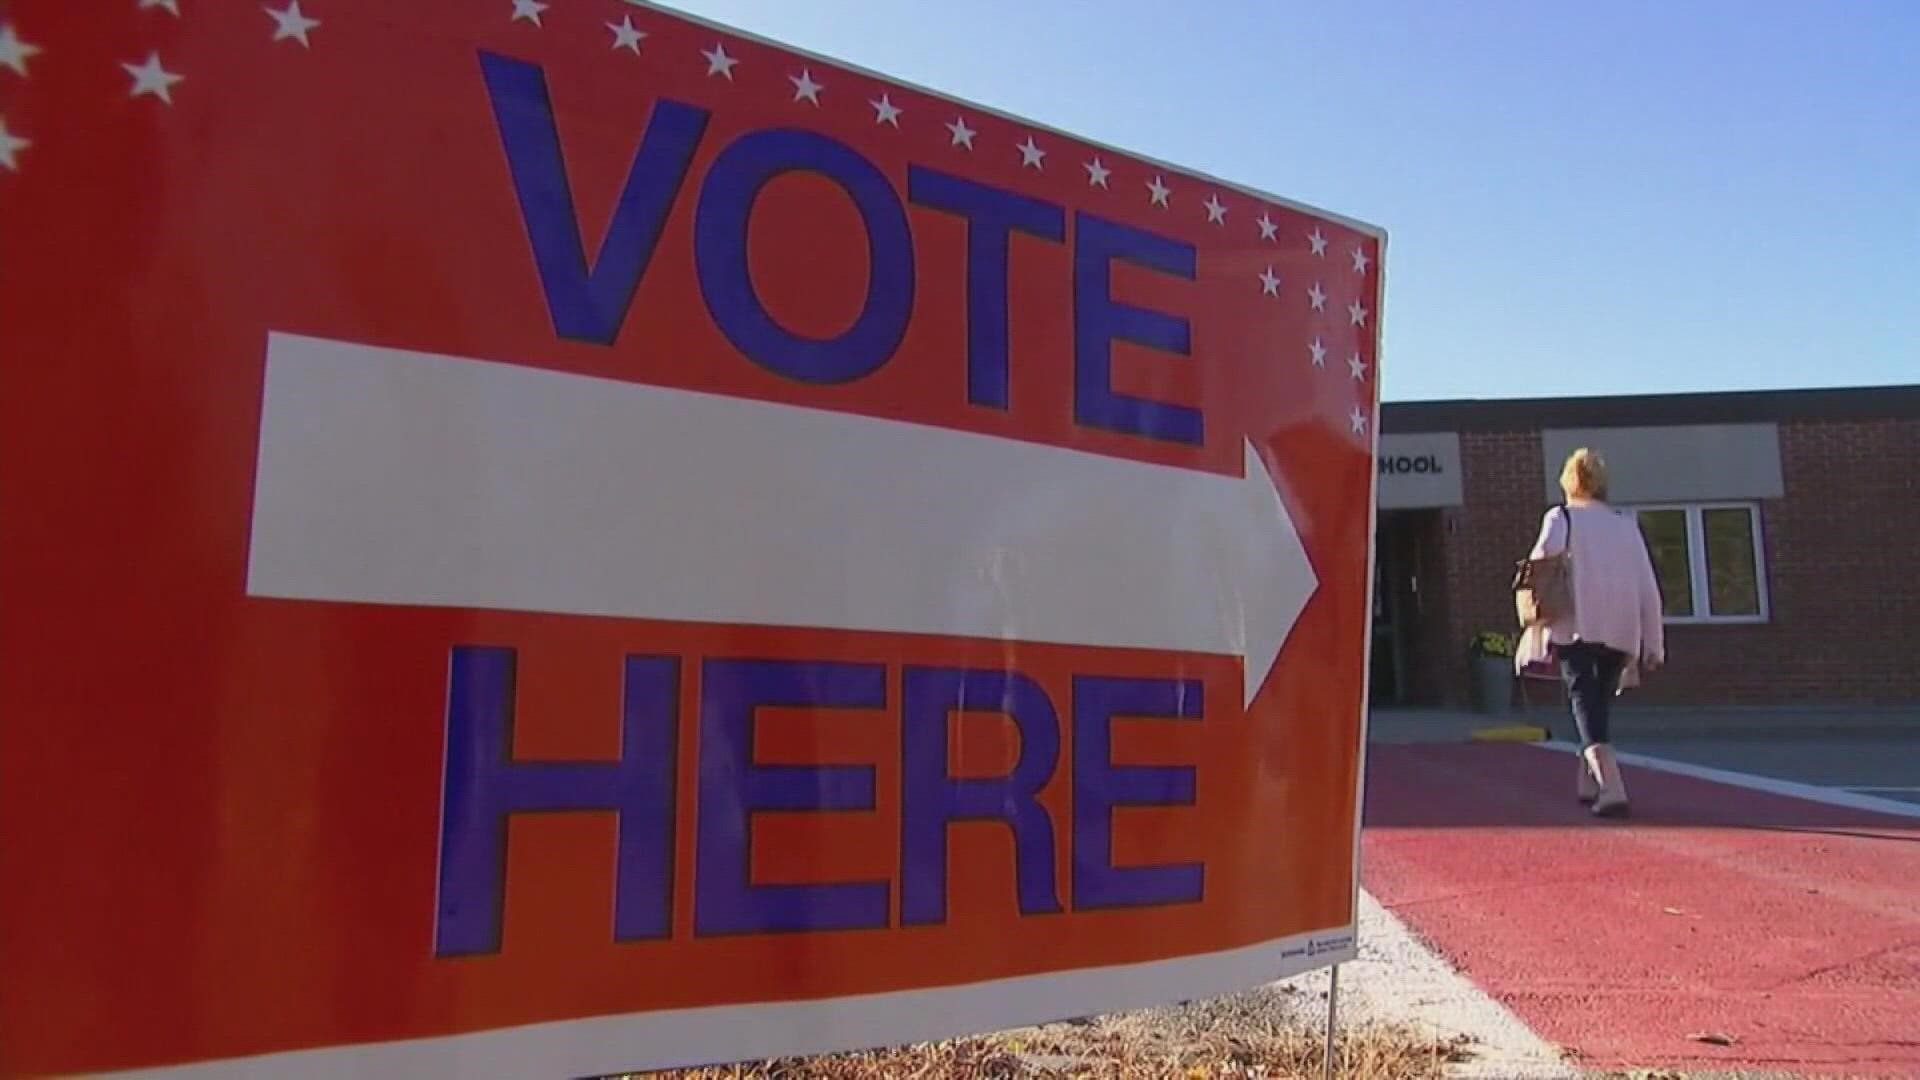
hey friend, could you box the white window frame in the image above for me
[1625,501,1771,625]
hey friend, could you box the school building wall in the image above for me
[1378,386,1920,709]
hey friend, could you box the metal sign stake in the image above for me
[1323,962,1341,1079]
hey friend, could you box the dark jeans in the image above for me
[1559,641,1629,747]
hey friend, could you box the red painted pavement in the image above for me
[1362,743,1920,1077]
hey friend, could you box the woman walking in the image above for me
[1517,449,1666,817]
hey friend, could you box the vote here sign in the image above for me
[0,2,1383,1077]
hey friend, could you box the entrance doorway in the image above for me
[1370,510,1443,706]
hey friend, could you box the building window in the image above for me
[1626,503,1769,624]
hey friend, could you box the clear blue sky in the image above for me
[659,0,1917,402]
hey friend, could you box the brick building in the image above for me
[1371,385,1920,709]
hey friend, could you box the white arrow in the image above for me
[247,334,1318,705]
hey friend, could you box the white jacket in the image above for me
[1515,503,1666,685]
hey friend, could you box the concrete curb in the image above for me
[1370,708,1919,745]
[1468,724,1547,743]
[1533,740,1920,819]
[1282,892,1577,1078]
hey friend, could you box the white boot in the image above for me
[1576,754,1600,804]
[1584,744,1629,818]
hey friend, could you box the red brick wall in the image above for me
[1416,417,1920,707]
[1433,430,1546,706]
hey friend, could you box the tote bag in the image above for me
[1513,506,1575,627]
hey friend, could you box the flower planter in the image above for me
[1472,655,1513,715]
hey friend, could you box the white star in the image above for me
[0,24,43,78]
[139,0,181,16]
[870,93,902,127]
[1258,266,1281,297]
[1349,405,1369,436]
[607,16,646,54]
[1348,299,1369,327]
[945,117,976,150]
[1084,157,1111,188]
[1203,194,1227,225]
[1146,175,1171,207]
[123,52,184,105]
[1309,228,1328,257]
[1309,338,1328,368]
[702,43,738,80]
[1017,135,1045,170]
[1257,212,1278,242]
[0,116,29,172]
[789,69,824,106]
[1307,282,1327,311]
[1352,245,1372,274]
[510,0,547,26]
[1348,353,1368,380]
[264,2,321,48]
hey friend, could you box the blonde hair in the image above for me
[1559,448,1609,501]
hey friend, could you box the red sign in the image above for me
[0,2,1383,1076]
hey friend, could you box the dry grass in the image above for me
[620,986,1474,1079]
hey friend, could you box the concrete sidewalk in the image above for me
[1369,705,1918,744]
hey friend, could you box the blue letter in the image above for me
[479,52,709,344]
[901,667,1063,925]
[696,130,915,384]
[695,659,890,935]
[1071,675,1204,910]
[1073,213,1202,445]
[908,168,1065,409]
[435,648,678,957]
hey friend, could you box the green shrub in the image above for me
[1468,631,1515,659]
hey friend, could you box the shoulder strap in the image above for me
[1560,504,1574,547]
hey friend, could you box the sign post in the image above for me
[0,2,1384,1076]
[1325,963,1343,1080]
